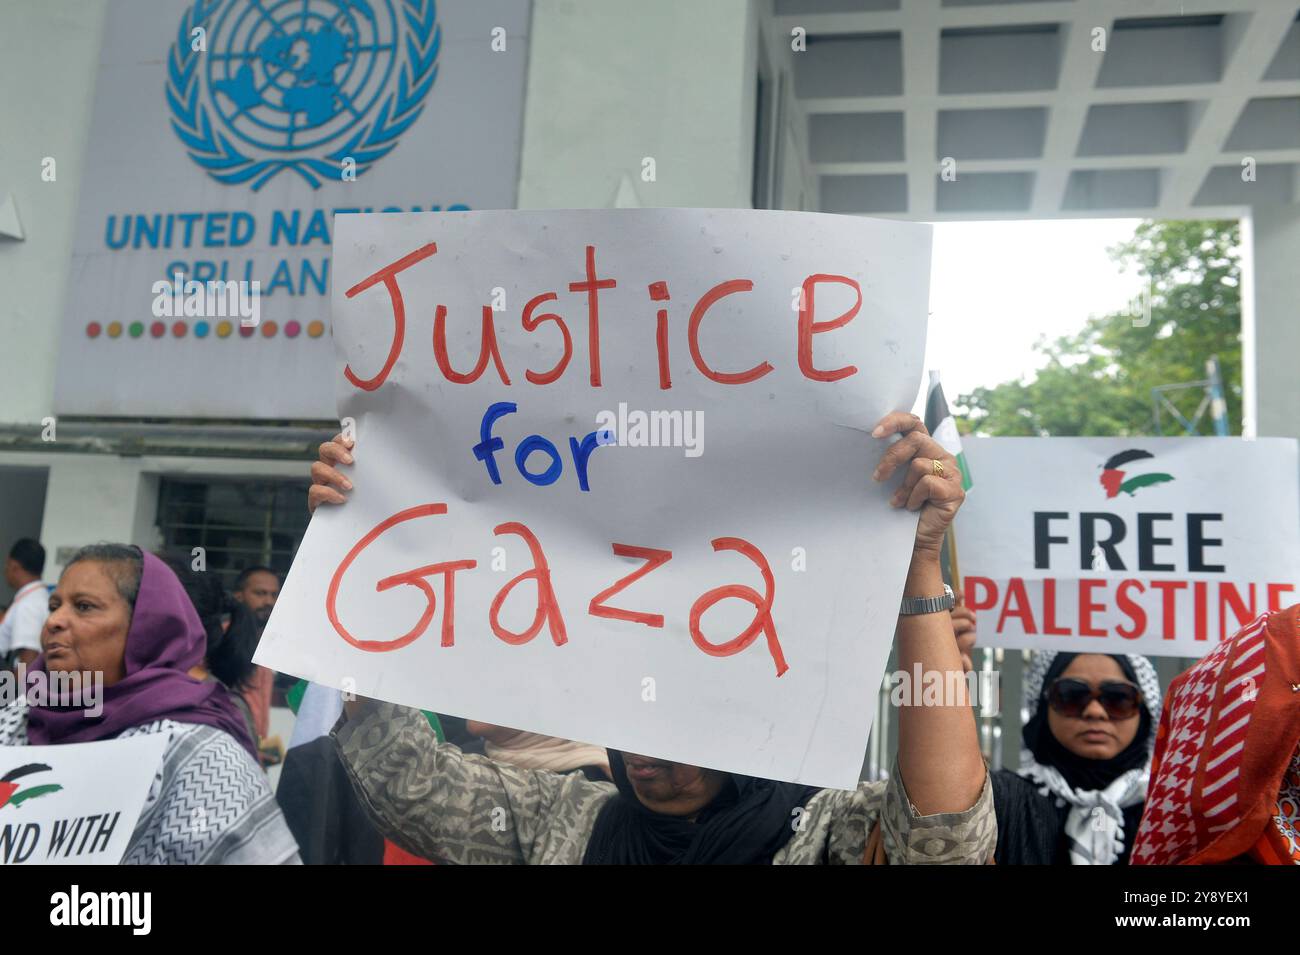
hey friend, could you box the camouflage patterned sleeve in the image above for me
[878,756,996,864]
[333,701,613,865]
[764,755,995,864]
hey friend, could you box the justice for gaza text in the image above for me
[326,502,790,677]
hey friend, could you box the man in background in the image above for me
[1,539,49,669]
[233,565,281,760]
[234,565,280,626]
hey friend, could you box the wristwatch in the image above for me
[899,584,955,616]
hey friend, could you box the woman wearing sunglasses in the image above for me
[990,650,1161,865]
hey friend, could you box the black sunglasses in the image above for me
[1046,678,1142,720]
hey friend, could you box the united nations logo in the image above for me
[167,0,439,190]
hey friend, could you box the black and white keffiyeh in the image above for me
[0,700,300,864]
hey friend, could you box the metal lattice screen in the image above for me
[156,477,311,592]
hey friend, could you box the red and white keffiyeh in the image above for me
[1132,604,1300,865]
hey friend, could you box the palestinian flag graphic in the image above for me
[923,371,973,491]
[1100,449,1175,498]
[0,763,62,810]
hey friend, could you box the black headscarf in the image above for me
[581,751,821,865]
[1021,652,1153,792]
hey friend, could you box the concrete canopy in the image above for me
[774,0,1300,220]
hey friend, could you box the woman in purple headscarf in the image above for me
[0,544,300,864]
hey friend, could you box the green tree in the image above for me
[957,219,1242,437]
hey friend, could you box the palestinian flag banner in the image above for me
[923,371,973,491]
[0,735,166,864]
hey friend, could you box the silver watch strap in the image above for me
[899,583,955,615]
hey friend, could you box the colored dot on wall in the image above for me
[285,320,301,339]
[239,323,255,338]
[261,321,278,338]
[129,322,145,338]
[172,321,187,338]
[107,322,123,339]
[194,321,210,338]
[86,322,102,338]
[216,320,232,338]
[150,321,165,338]
[307,320,325,338]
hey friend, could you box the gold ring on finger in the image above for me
[932,458,944,477]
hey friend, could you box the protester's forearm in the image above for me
[335,701,528,864]
[894,549,985,815]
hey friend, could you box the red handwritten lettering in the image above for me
[567,245,616,387]
[489,522,568,646]
[520,291,572,385]
[378,560,478,648]
[688,537,787,677]
[326,507,797,675]
[797,273,860,383]
[327,503,478,652]
[342,242,438,391]
[688,279,772,385]
[588,544,673,628]
[433,305,512,385]
[648,281,672,390]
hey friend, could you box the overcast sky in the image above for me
[918,218,1145,411]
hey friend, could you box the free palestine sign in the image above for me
[958,437,1300,657]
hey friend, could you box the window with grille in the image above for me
[156,477,311,591]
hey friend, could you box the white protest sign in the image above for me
[0,734,167,865]
[257,208,932,789]
[958,437,1300,657]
